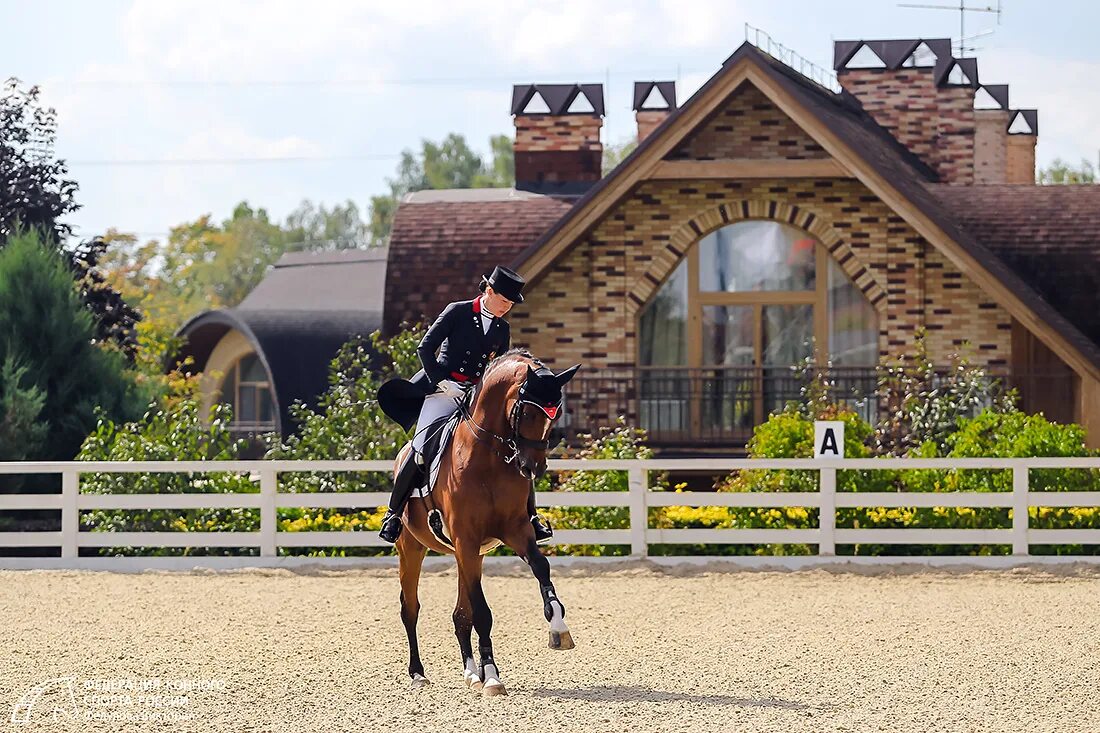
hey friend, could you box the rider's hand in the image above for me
[437,379,467,400]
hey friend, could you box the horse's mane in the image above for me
[468,348,546,409]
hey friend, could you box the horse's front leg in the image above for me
[455,540,505,696]
[505,529,575,650]
[453,579,481,690]
[396,532,430,688]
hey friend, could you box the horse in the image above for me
[392,349,580,696]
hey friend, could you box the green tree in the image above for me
[368,133,514,245]
[602,138,638,175]
[2,78,142,361]
[1037,157,1097,184]
[0,230,148,462]
[0,356,48,461]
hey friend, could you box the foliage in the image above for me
[0,79,77,243]
[263,327,424,494]
[367,133,514,245]
[0,230,148,464]
[0,356,48,461]
[77,371,256,555]
[874,331,1016,456]
[1,79,142,359]
[1037,157,1097,185]
[601,138,638,175]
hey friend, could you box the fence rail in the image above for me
[1,458,1099,567]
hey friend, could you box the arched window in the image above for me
[219,353,276,430]
[637,220,878,437]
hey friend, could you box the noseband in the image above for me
[459,379,564,469]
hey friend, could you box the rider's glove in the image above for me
[437,379,467,400]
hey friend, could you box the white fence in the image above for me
[1,458,1100,569]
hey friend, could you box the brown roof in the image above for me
[930,184,1100,355]
[383,193,573,334]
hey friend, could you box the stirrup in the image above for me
[379,510,403,544]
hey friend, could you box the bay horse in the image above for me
[393,349,580,695]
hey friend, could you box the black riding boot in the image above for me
[528,484,554,545]
[379,450,424,544]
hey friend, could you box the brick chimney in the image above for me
[633,81,677,142]
[1005,109,1038,183]
[511,84,604,193]
[835,39,978,184]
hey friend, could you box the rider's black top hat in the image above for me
[480,265,526,304]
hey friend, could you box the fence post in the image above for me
[1012,463,1029,556]
[818,466,836,556]
[61,470,78,559]
[628,467,647,558]
[260,470,278,558]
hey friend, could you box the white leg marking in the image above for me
[482,662,503,691]
[463,658,481,687]
[549,599,569,633]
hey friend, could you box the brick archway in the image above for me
[627,199,887,312]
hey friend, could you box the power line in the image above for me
[68,153,403,167]
[46,67,707,90]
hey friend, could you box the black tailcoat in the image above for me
[378,297,510,430]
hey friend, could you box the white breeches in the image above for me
[411,391,461,454]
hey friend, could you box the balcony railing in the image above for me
[561,366,1076,450]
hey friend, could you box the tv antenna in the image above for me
[897,1,1003,56]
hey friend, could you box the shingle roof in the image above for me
[929,184,1100,355]
[239,247,387,314]
[383,193,574,334]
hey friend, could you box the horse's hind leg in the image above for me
[504,528,575,651]
[455,540,505,696]
[397,532,430,688]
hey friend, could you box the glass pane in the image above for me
[259,389,273,423]
[698,221,816,292]
[240,386,257,423]
[219,365,237,411]
[702,305,754,366]
[762,304,814,417]
[761,304,814,366]
[639,259,688,366]
[827,258,879,367]
[240,353,267,383]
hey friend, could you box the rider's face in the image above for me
[483,286,514,317]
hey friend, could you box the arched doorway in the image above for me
[218,353,277,436]
[638,220,879,443]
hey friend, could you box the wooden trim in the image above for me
[743,62,1100,383]
[650,158,849,180]
[698,291,815,305]
[815,245,829,364]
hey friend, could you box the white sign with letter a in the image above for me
[814,421,844,459]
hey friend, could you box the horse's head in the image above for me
[508,362,580,481]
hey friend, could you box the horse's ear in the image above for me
[555,364,581,386]
[526,364,538,380]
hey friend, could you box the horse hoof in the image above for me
[482,682,507,697]
[466,676,483,692]
[549,630,575,650]
[410,674,431,689]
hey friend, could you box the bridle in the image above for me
[459,378,564,468]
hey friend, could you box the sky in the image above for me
[2,0,1098,242]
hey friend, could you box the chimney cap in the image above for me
[935,56,979,87]
[510,84,605,116]
[834,38,952,71]
[1008,109,1038,136]
[632,81,677,111]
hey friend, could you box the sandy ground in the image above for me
[2,562,1100,733]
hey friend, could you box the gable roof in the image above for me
[508,42,1100,380]
[383,191,574,334]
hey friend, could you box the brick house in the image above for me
[176,36,1100,453]
[384,38,1100,452]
